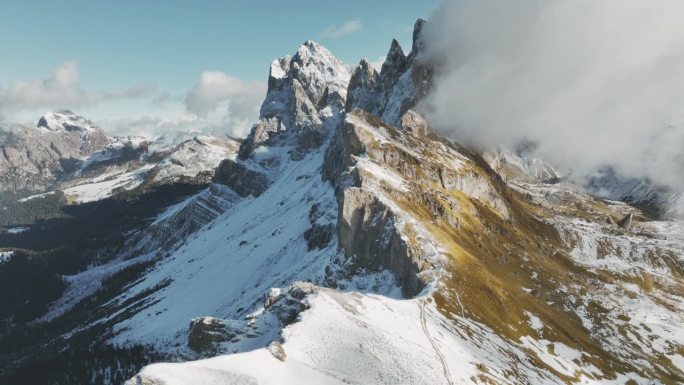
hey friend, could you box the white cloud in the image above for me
[0,61,154,113]
[322,18,362,38]
[184,71,266,138]
[423,0,684,192]
[99,114,237,145]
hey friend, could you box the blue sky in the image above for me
[0,0,438,134]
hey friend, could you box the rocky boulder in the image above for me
[187,317,243,354]
[212,159,269,197]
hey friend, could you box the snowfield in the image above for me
[63,165,154,203]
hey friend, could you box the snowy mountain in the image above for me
[0,110,110,191]
[1,110,241,207]
[1,18,683,385]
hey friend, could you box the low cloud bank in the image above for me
[423,0,684,193]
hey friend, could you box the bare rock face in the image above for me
[304,223,334,250]
[122,184,242,259]
[239,41,351,159]
[399,109,430,136]
[617,212,633,230]
[263,282,318,325]
[212,159,269,197]
[267,341,287,362]
[303,202,335,250]
[323,109,515,295]
[380,39,409,90]
[338,188,426,295]
[187,317,243,354]
[346,59,381,113]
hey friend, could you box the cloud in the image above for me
[322,18,362,38]
[0,61,154,112]
[422,0,684,193]
[99,114,238,145]
[184,71,266,137]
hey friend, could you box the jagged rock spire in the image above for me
[239,40,352,159]
[410,18,427,57]
[380,39,408,89]
[346,59,381,112]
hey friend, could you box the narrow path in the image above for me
[419,299,454,385]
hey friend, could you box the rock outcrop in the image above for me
[188,317,243,354]
[617,212,633,229]
[345,19,432,127]
[262,281,318,325]
[212,159,269,197]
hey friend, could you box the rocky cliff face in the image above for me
[238,41,351,160]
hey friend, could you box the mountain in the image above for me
[1,19,683,385]
[0,110,241,229]
[0,110,109,192]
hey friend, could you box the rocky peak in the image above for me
[409,18,427,59]
[240,41,352,159]
[345,59,381,112]
[288,40,351,106]
[380,39,408,88]
[37,110,102,134]
[345,19,433,127]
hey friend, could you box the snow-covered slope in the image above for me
[35,134,240,203]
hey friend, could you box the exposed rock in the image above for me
[337,187,426,296]
[265,282,319,325]
[303,203,335,250]
[380,39,408,90]
[346,59,381,112]
[264,288,283,309]
[238,118,283,159]
[122,184,242,259]
[409,18,427,60]
[267,341,287,362]
[212,159,269,197]
[304,223,334,250]
[239,41,351,159]
[399,109,430,136]
[617,212,633,230]
[187,317,243,354]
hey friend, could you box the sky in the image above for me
[0,0,437,136]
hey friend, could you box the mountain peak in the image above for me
[380,39,408,80]
[411,18,427,57]
[37,110,101,133]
